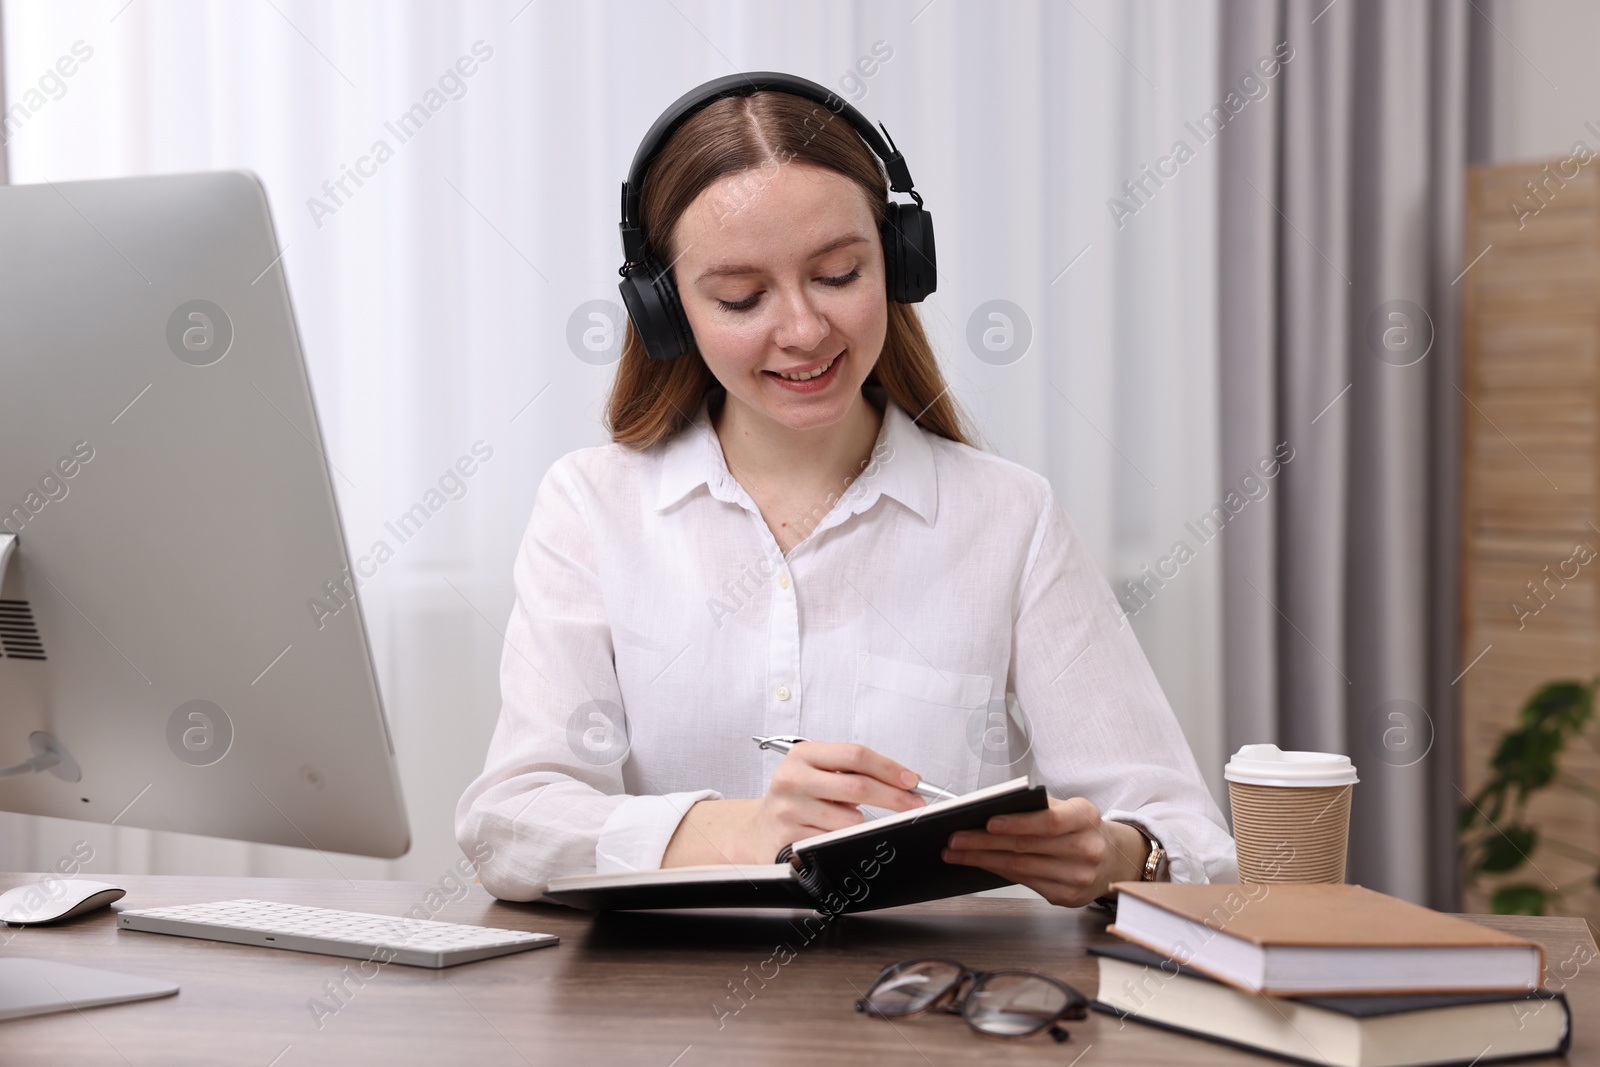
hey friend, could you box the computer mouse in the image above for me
[0,878,126,925]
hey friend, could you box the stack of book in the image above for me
[1093,883,1571,1067]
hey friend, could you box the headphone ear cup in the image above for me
[881,202,937,303]
[618,255,696,361]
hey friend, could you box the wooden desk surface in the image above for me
[0,873,1593,1066]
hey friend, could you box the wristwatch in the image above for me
[1133,824,1168,882]
[1090,823,1168,913]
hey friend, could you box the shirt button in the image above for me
[775,685,791,701]
[779,573,791,590]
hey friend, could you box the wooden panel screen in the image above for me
[1460,158,1600,916]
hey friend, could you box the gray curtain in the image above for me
[1218,0,1474,909]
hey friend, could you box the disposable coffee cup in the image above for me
[1225,744,1358,884]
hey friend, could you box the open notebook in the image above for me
[541,777,1048,913]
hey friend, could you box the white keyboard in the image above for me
[117,899,558,969]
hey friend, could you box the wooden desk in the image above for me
[0,873,1593,1066]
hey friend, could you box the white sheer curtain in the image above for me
[0,0,1224,881]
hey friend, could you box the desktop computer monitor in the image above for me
[0,171,409,859]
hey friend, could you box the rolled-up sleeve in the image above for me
[454,458,720,901]
[1011,487,1238,885]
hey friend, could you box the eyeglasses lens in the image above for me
[863,960,964,1016]
[965,974,1071,1037]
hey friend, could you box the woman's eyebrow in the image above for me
[694,233,869,282]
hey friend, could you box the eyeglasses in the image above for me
[854,958,1088,1042]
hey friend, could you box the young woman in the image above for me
[457,79,1237,906]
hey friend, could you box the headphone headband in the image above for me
[618,71,918,267]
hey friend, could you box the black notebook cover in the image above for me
[778,779,1049,912]
[541,777,1048,913]
[540,866,818,912]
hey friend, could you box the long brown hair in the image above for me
[605,90,977,451]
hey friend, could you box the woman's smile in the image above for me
[764,348,844,392]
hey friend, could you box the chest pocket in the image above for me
[850,652,993,801]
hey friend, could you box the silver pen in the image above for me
[752,735,961,802]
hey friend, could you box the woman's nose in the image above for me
[772,287,829,351]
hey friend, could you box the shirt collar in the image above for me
[652,385,939,526]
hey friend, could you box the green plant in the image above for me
[1460,676,1600,915]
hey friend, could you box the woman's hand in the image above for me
[941,796,1150,907]
[746,741,926,858]
[661,742,926,867]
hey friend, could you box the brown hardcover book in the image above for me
[1107,882,1545,997]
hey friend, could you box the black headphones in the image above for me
[617,71,937,363]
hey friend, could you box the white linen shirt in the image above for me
[456,386,1238,900]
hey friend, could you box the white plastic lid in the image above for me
[1224,743,1359,787]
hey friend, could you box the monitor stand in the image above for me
[0,958,179,1021]
[1,537,174,1021]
